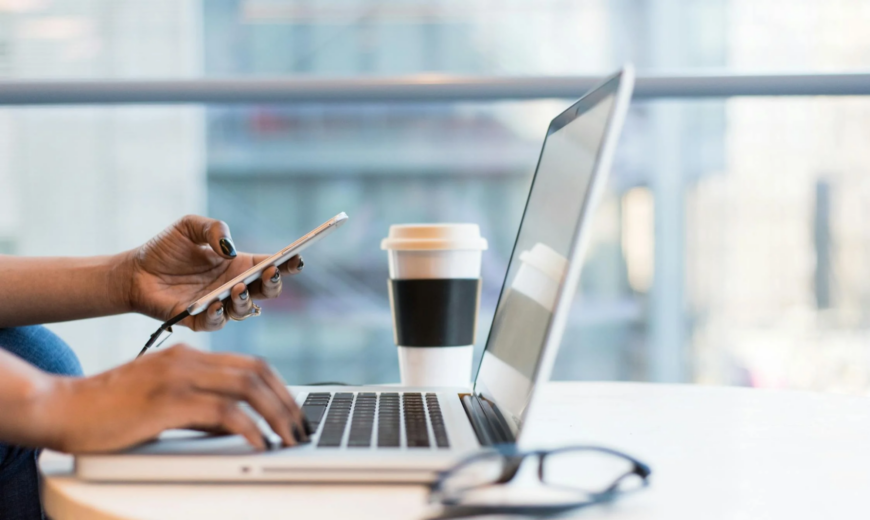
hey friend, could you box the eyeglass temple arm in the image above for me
[496,457,525,484]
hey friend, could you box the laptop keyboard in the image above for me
[301,392,449,449]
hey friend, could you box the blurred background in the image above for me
[3,0,870,393]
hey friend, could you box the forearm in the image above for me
[0,349,64,450]
[0,253,133,327]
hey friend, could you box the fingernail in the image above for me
[240,289,249,301]
[297,258,304,271]
[219,238,237,258]
[215,306,223,317]
[270,270,280,283]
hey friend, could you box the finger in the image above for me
[257,364,311,438]
[219,402,268,451]
[242,259,293,300]
[229,283,253,318]
[258,266,282,300]
[189,426,232,436]
[197,352,307,441]
[177,215,237,259]
[187,364,296,447]
[181,394,266,451]
[280,255,304,276]
[192,301,226,332]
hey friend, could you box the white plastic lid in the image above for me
[381,224,488,251]
[518,243,567,282]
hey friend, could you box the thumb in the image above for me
[178,215,237,259]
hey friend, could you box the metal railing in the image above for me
[0,73,869,105]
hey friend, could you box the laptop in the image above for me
[76,66,635,483]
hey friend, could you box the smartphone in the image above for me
[186,212,349,316]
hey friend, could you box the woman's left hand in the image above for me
[120,215,304,331]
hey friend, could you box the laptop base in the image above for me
[76,385,482,483]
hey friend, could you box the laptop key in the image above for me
[403,393,429,448]
[348,394,376,448]
[302,393,333,432]
[318,394,353,448]
[301,405,327,430]
[426,393,450,448]
[377,393,401,447]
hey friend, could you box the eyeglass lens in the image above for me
[541,449,643,493]
[438,448,645,506]
[439,452,506,497]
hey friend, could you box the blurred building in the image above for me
[689,0,870,393]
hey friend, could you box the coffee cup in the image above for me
[381,224,488,387]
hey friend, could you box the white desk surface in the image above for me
[41,381,870,520]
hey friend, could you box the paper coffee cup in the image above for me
[381,224,488,387]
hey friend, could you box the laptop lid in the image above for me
[472,66,635,440]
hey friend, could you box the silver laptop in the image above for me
[76,66,635,483]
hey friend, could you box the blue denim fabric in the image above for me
[0,326,82,520]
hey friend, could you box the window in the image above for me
[2,0,870,394]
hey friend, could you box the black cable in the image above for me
[137,309,190,358]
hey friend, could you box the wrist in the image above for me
[22,374,74,452]
[37,375,108,453]
[106,250,137,315]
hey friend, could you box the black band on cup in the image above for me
[388,279,480,347]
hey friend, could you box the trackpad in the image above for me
[125,430,258,455]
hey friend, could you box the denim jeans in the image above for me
[0,326,82,520]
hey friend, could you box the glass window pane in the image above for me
[0,105,206,371]
[206,101,554,383]
[3,1,870,397]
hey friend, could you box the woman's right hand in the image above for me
[40,345,308,453]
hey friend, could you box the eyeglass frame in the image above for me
[428,444,652,518]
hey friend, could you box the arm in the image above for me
[0,344,309,452]
[0,254,131,328]
[0,215,303,330]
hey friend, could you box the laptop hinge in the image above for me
[460,395,516,446]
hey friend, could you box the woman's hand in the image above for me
[12,344,309,453]
[120,215,304,331]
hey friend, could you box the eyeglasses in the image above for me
[428,444,651,519]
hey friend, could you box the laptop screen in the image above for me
[473,73,627,435]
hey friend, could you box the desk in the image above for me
[41,382,870,519]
